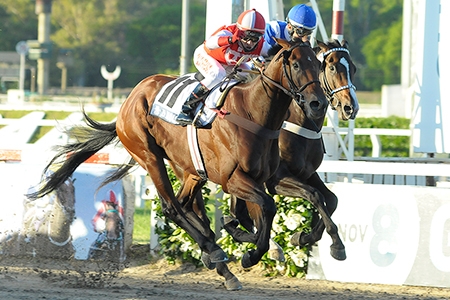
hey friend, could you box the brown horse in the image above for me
[29,39,327,290]
[225,39,358,261]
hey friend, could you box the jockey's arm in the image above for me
[205,30,232,50]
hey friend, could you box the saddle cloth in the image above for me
[150,73,237,127]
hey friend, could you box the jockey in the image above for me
[92,189,123,233]
[260,4,317,57]
[176,8,266,125]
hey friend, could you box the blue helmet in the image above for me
[286,4,317,31]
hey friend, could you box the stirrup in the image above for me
[176,113,194,126]
[192,103,205,127]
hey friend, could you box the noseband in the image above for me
[319,47,356,109]
[260,44,320,106]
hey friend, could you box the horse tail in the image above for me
[27,110,119,199]
[98,156,137,189]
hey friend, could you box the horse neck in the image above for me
[241,65,293,130]
[48,195,73,239]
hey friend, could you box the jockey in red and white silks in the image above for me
[193,9,266,90]
[92,189,124,233]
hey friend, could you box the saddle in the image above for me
[150,73,240,127]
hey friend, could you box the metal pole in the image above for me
[309,0,329,46]
[19,54,26,91]
[331,0,345,42]
[36,0,52,95]
[180,0,189,75]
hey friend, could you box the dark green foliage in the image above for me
[0,0,403,91]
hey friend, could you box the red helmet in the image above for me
[105,189,118,205]
[236,9,266,34]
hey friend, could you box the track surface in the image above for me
[1,248,449,300]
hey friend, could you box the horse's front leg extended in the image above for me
[273,173,346,261]
[227,173,276,268]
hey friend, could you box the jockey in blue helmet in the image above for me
[261,4,317,57]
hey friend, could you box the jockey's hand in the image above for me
[229,30,245,44]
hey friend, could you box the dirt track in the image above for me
[1,246,449,300]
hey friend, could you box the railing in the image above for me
[1,112,448,190]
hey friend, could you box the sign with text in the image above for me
[307,183,450,288]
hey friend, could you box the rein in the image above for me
[260,45,320,105]
[319,47,356,108]
[215,44,320,139]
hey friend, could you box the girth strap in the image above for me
[186,125,208,180]
[281,121,322,139]
[216,109,280,139]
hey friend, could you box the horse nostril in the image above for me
[344,105,353,115]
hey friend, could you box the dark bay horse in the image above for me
[225,39,358,261]
[29,39,327,290]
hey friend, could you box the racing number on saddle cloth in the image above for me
[151,73,219,126]
[158,75,198,108]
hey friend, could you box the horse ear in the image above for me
[275,37,291,49]
[342,39,349,49]
[317,40,328,53]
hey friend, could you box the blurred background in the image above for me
[0,0,402,94]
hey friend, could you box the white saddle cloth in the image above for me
[150,73,238,126]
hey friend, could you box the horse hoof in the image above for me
[221,215,239,228]
[241,250,256,269]
[330,247,346,261]
[268,249,285,262]
[290,232,302,246]
[225,276,242,291]
[201,252,216,270]
[210,248,228,263]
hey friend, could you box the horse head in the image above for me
[266,38,328,122]
[104,202,123,242]
[316,39,359,120]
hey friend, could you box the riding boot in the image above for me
[176,83,208,125]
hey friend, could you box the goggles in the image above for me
[241,31,263,43]
[289,23,313,37]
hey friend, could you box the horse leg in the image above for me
[216,262,242,291]
[123,140,226,261]
[226,173,277,269]
[225,196,285,261]
[170,166,228,265]
[272,172,346,260]
[177,175,227,263]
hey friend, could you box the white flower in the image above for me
[275,261,286,272]
[232,248,244,258]
[288,249,307,267]
[284,211,303,231]
[180,242,191,252]
[272,213,283,233]
[296,205,306,213]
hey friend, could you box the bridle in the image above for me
[318,47,356,110]
[260,43,320,107]
[214,44,321,140]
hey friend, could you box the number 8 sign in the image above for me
[312,183,421,285]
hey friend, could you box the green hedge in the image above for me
[340,116,410,157]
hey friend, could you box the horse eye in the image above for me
[292,62,300,70]
[329,65,336,72]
